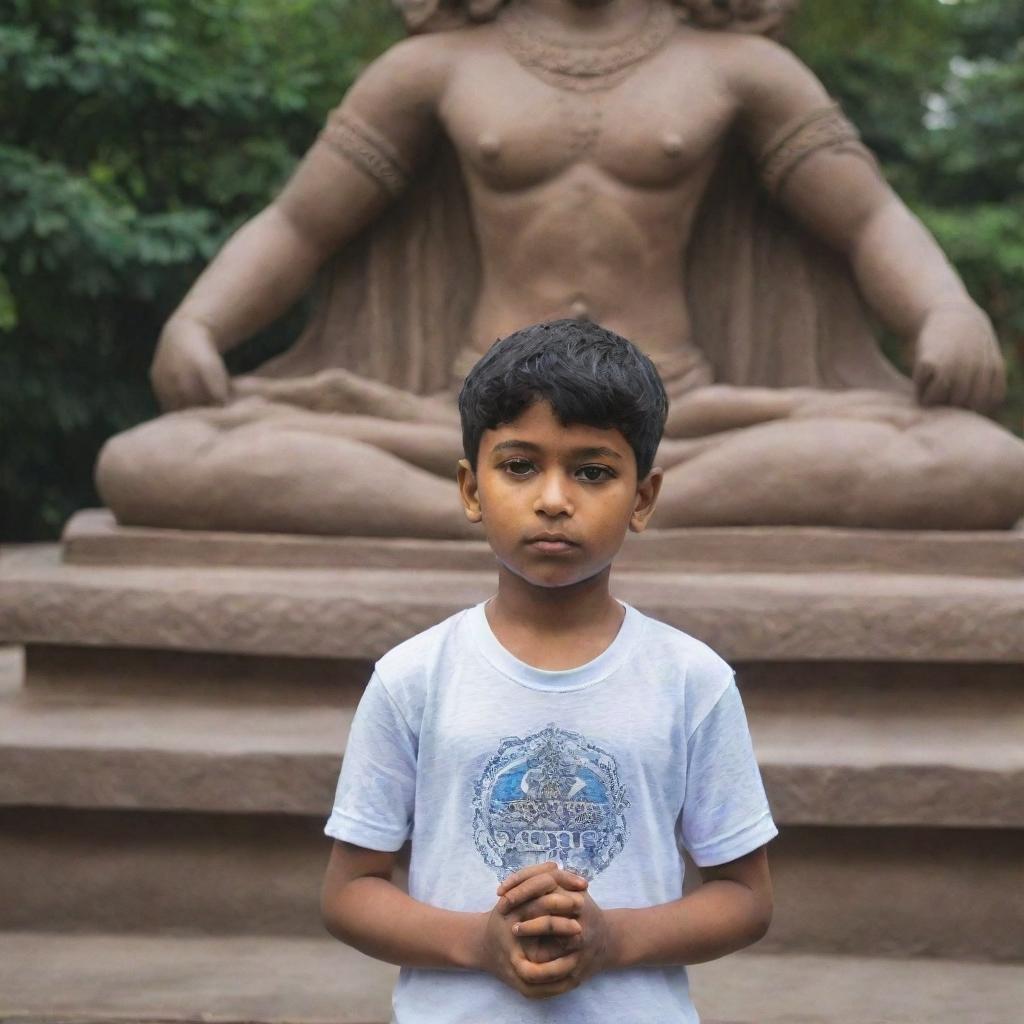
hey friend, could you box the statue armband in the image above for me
[757,103,879,199]
[318,107,412,199]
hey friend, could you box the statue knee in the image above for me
[95,418,210,524]
[893,412,1024,528]
[95,429,145,515]
[972,432,1024,527]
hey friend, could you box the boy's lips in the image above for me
[526,533,579,552]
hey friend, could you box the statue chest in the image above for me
[443,70,731,193]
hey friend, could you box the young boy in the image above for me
[320,320,777,1022]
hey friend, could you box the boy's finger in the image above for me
[515,977,580,1000]
[529,933,584,960]
[513,890,584,921]
[498,875,588,912]
[497,862,586,896]
[513,950,581,986]
[517,977,580,1000]
[497,861,557,895]
[513,915,582,939]
[498,872,558,912]
[548,868,587,891]
[520,938,575,964]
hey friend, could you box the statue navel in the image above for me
[570,299,591,321]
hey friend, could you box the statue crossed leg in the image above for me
[97,369,1024,534]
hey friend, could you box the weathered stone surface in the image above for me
[0,932,396,1024]
[4,545,1024,662]
[1,933,1021,1024]
[0,546,490,660]
[1,811,1021,958]
[23,643,370,701]
[64,508,1024,576]
[0,937,395,1024]
[764,825,1024,962]
[2,676,1020,826]
[0,806,331,935]
[692,950,1024,1024]
[741,664,1024,827]
[0,695,348,815]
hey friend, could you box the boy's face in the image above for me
[458,401,662,590]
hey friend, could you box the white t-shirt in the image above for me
[325,601,777,1024]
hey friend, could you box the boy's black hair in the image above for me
[458,319,668,479]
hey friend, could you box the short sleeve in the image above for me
[680,679,778,867]
[324,670,416,851]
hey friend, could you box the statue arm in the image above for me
[151,36,451,410]
[730,39,1005,412]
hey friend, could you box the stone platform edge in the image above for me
[60,509,1024,576]
[3,543,1024,661]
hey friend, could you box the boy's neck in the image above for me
[486,565,626,671]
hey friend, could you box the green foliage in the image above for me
[3,0,1022,538]
[1,0,401,538]
[791,0,1024,433]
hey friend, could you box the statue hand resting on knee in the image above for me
[97,0,1024,535]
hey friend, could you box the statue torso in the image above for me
[438,21,740,363]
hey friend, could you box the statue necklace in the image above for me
[498,1,679,93]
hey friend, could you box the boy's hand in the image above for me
[497,862,589,965]
[479,898,583,999]
[512,887,617,984]
[498,862,616,980]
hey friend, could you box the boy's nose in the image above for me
[533,475,575,517]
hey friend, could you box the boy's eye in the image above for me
[502,458,535,477]
[577,464,614,483]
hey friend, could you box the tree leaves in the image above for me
[1,0,402,539]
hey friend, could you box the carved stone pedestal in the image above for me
[1,510,1022,1022]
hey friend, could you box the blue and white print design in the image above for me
[472,724,629,881]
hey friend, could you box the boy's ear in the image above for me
[629,467,663,534]
[457,458,483,523]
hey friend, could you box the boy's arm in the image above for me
[505,847,772,973]
[321,841,480,969]
[604,846,772,966]
[321,841,586,998]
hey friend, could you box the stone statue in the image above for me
[96,0,1024,535]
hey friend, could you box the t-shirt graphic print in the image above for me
[473,723,630,881]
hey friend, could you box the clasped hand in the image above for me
[479,861,613,1000]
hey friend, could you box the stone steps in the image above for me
[1,667,1020,826]
[5,544,1024,662]
[1,644,1021,960]
[1,931,1020,1024]
[2,526,1022,965]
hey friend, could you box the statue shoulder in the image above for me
[347,29,472,111]
[348,25,495,115]
[694,31,832,138]
[318,31,480,185]
[344,23,499,125]
[691,29,817,95]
